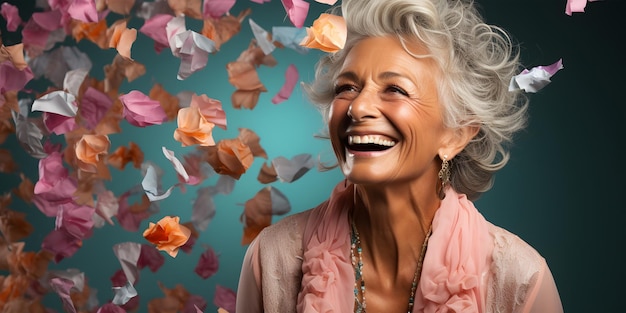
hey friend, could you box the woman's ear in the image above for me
[438,125,480,159]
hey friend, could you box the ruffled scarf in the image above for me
[296,183,493,313]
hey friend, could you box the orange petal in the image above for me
[205,138,253,179]
[143,216,191,257]
[230,89,265,110]
[257,162,277,184]
[149,83,180,121]
[300,13,346,53]
[0,149,17,173]
[13,173,34,204]
[238,128,267,159]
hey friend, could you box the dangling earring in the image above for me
[437,155,450,200]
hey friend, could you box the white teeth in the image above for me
[348,135,396,147]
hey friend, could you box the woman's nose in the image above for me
[347,91,379,121]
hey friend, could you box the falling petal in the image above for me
[509,59,564,93]
[112,242,142,285]
[112,280,138,305]
[281,0,310,28]
[271,64,299,104]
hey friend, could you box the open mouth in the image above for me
[346,135,397,152]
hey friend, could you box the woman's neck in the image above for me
[351,180,440,276]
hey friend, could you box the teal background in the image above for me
[1,0,624,312]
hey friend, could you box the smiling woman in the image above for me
[2,0,623,312]
[236,0,564,312]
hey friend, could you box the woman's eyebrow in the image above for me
[336,71,409,84]
[379,71,407,80]
[335,71,360,83]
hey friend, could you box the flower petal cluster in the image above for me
[300,13,346,53]
[142,216,191,257]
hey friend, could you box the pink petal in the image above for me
[281,0,310,28]
[194,246,219,279]
[203,0,236,19]
[0,3,22,31]
[139,14,175,54]
[271,64,299,104]
[119,90,168,127]
[67,0,99,23]
[213,285,236,313]
[80,87,114,129]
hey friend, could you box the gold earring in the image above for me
[437,155,450,200]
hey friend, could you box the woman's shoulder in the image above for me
[487,223,544,273]
[257,209,312,245]
[256,209,311,256]
[486,223,548,312]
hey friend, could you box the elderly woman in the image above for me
[236,0,563,312]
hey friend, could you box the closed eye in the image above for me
[334,84,359,96]
[385,85,408,96]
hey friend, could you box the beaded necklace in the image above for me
[350,220,433,313]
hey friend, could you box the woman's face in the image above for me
[329,36,452,186]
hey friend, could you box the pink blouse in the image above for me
[236,183,563,313]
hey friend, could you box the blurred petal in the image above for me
[107,20,137,60]
[97,303,127,313]
[112,280,137,305]
[49,277,78,313]
[194,245,219,279]
[201,8,250,50]
[213,285,236,313]
[257,162,277,184]
[205,138,253,179]
[272,26,309,54]
[56,202,95,239]
[168,0,202,18]
[281,0,309,28]
[43,112,77,135]
[78,87,114,130]
[272,153,314,182]
[0,3,21,31]
[191,186,216,232]
[149,83,180,121]
[0,61,34,94]
[95,190,119,225]
[203,0,236,19]
[249,19,274,55]
[139,14,175,54]
[12,110,47,159]
[0,149,17,173]
[137,243,165,272]
[0,208,34,243]
[107,0,136,15]
[68,0,99,23]
[63,68,89,97]
[238,128,267,159]
[271,64,298,104]
[112,242,142,285]
[13,173,35,203]
[0,43,27,70]
[174,31,217,80]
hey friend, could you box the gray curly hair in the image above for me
[304,0,528,200]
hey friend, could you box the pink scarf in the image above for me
[297,183,493,313]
